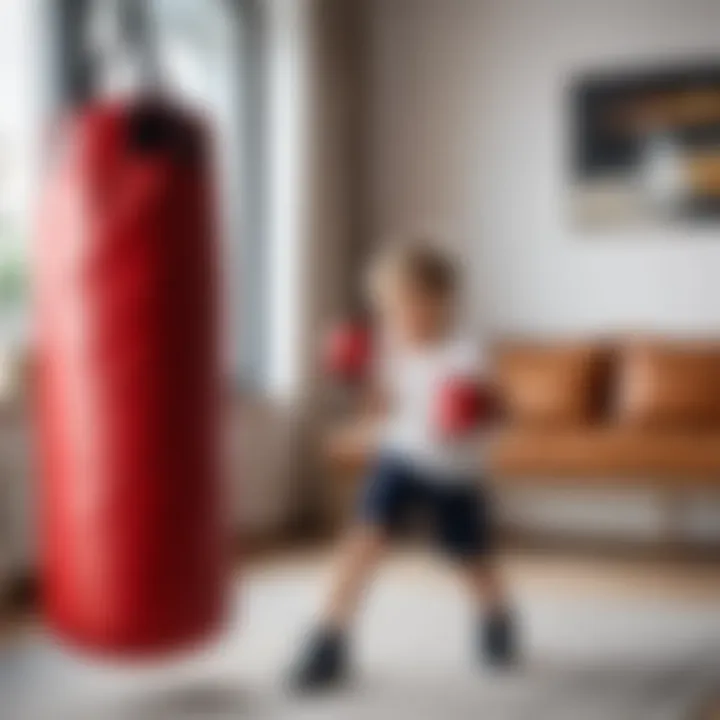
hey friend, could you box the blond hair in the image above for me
[367,239,458,304]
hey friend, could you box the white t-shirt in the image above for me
[378,335,487,482]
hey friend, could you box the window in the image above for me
[38,0,263,387]
[0,1,42,350]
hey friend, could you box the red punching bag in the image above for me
[34,101,227,657]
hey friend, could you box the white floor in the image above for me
[4,556,720,719]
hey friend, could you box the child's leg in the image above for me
[435,483,518,666]
[459,555,517,666]
[322,524,388,630]
[459,555,511,615]
[291,455,415,690]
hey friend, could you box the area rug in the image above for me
[5,561,720,719]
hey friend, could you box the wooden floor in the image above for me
[251,547,720,718]
[4,548,719,715]
[249,545,720,603]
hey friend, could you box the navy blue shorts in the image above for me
[358,454,494,560]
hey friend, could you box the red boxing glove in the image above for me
[322,321,373,384]
[436,376,497,438]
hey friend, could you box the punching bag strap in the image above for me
[120,0,161,90]
[86,0,161,98]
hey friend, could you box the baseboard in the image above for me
[0,523,310,623]
[500,526,720,562]
[232,521,317,560]
[0,571,39,626]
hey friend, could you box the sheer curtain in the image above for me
[259,0,369,530]
[0,1,45,353]
[263,0,368,407]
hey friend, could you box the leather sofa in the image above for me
[322,339,720,530]
[492,339,720,485]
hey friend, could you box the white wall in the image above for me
[368,0,720,336]
[367,0,720,540]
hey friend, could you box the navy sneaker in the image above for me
[480,609,518,667]
[290,628,348,691]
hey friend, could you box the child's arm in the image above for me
[324,384,389,467]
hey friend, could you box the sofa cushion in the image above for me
[616,342,720,429]
[490,427,720,478]
[495,344,605,427]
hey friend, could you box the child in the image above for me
[291,240,517,690]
